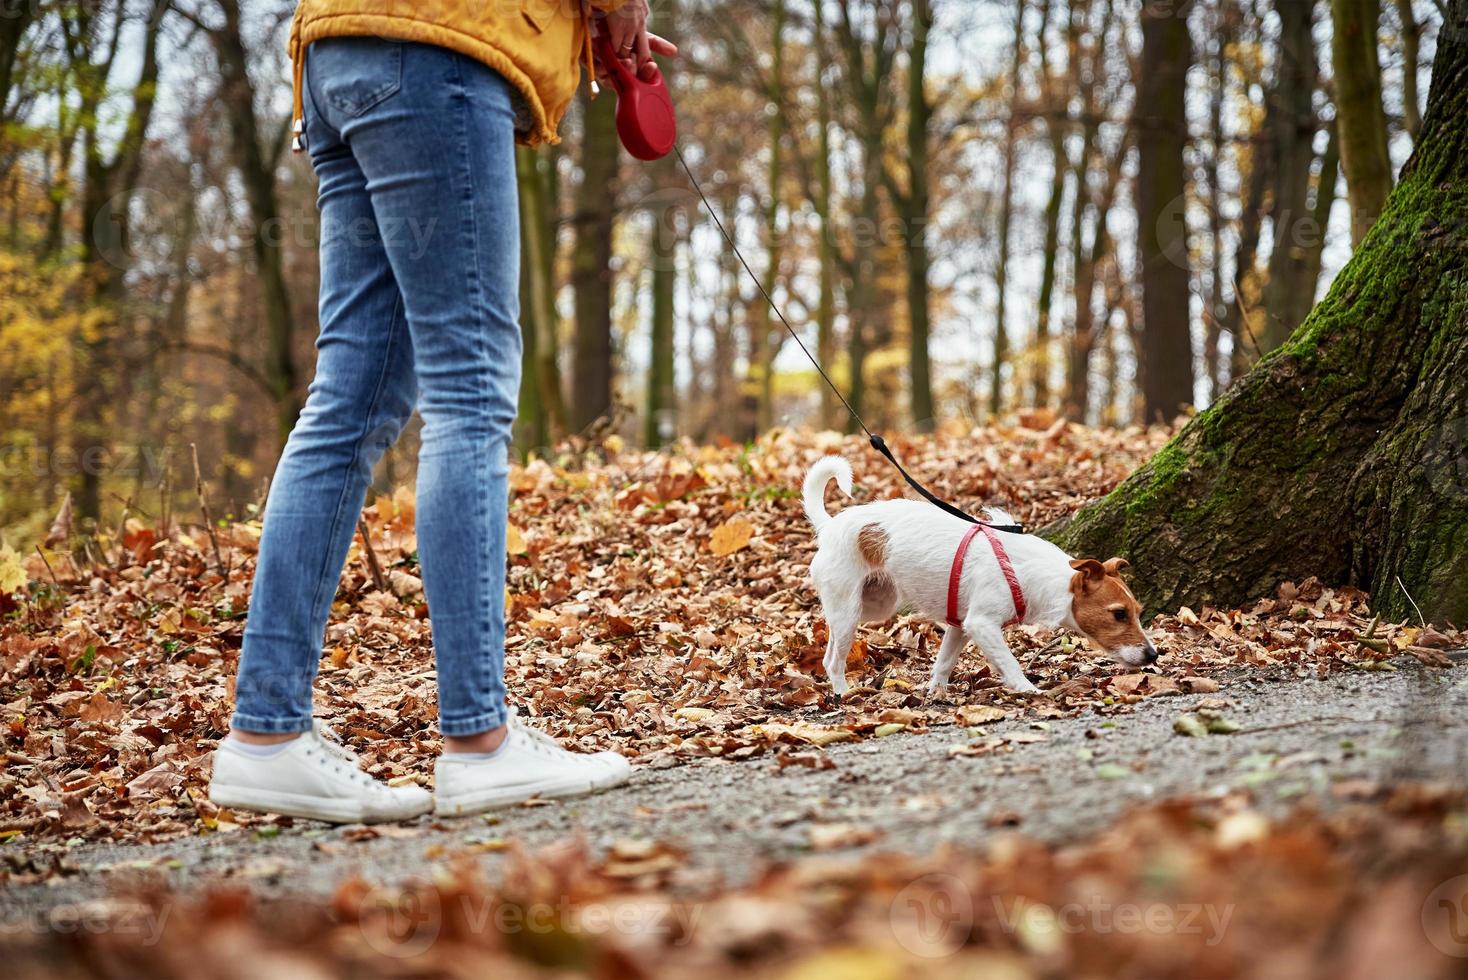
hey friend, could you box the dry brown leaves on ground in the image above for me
[8,787,1468,978]
[1,425,1462,843]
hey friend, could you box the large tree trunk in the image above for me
[1050,4,1468,625]
[1134,0,1196,423]
[571,90,619,431]
[1331,0,1394,244]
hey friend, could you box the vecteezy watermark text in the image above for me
[889,873,1235,958]
[991,895,1235,947]
[0,443,169,486]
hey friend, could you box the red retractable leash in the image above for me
[593,34,677,161]
[597,31,1022,535]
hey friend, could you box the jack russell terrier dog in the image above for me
[803,456,1158,696]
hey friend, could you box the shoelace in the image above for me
[305,723,383,790]
[509,714,572,757]
[507,709,600,761]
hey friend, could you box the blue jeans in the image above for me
[232,38,521,738]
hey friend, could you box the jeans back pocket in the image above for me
[310,37,404,118]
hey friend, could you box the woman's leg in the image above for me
[219,38,626,823]
[320,40,522,739]
[229,45,417,736]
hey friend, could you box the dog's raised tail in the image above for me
[802,456,853,531]
[983,506,1017,527]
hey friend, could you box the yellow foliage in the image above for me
[0,543,28,594]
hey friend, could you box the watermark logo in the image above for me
[350,877,443,959]
[1422,875,1468,958]
[889,873,973,958]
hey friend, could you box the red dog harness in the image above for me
[946,524,1027,629]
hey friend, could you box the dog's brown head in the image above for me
[1068,558,1158,667]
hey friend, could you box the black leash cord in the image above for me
[670,144,1023,535]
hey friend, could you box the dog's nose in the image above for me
[1141,645,1159,665]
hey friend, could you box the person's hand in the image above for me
[596,0,678,79]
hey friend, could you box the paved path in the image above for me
[4,663,1465,930]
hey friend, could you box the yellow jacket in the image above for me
[288,0,627,147]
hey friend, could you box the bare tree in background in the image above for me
[1331,0,1394,243]
[645,0,680,447]
[753,0,786,433]
[1062,0,1126,423]
[991,0,1025,419]
[1030,0,1068,409]
[185,0,301,444]
[70,0,171,522]
[517,145,567,451]
[1259,0,1321,352]
[572,90,619,431]
[1198,0,1238,401]
[1134,0,1195,422]
[1393,0,1423,140]
[832,0,899,430]
[811,0,839,430]
[887,0,936,429]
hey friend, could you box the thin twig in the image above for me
[190,443,226,578]
[1230,275,1265,361]
[108,491,154,521]
[1395,575,1425,626]
[357,519,390,594]
[34,546,60,589]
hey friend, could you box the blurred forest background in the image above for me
[0,0,1443,539]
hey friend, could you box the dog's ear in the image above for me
[1069,558,1106,594]
[1103,557,1129,576]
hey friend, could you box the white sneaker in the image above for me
[507,708,632,791]
[434,716,632,817]
[208,724,433,824]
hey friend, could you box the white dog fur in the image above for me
[803,455,1157,696]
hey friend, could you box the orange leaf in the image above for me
[78,693,123,725]
[708,518,754,557]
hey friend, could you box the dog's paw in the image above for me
[1010,680,1041,695]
